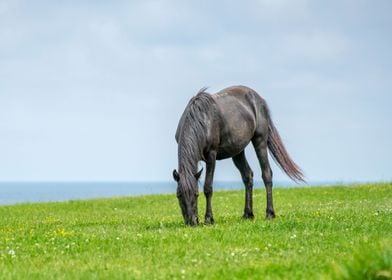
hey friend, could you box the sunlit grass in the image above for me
[331,243,392,280]
[0,183,391,279]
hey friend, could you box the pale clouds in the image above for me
[0,0,391,182]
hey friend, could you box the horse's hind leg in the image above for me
[252,136,275,219]
[232,151,254,219]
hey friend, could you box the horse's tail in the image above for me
[266,106,305,183]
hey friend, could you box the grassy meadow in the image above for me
[0,183,391,279]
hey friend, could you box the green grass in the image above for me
[0,183,391,279]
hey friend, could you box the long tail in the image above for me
[266,108,305,183]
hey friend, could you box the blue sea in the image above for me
[0,181,328,205]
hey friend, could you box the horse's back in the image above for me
[213,85,263,124]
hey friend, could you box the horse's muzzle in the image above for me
[185,215,199,226]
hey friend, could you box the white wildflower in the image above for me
[290,234,297,239]
[8,249,16,257]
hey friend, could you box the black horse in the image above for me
[173,85,304,226]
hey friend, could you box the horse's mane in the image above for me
[176,88,216,191]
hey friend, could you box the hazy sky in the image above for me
[1,1,391,183]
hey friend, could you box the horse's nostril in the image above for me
[190,216,199,226]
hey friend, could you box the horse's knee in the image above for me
[204,186,213,197]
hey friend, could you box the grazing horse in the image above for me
[173,85,304,226]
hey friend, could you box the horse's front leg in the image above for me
[204,151,216,225]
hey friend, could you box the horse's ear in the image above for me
[194,168,203,180]
[173,169,180,182]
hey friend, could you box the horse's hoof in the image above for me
[266,213,276,220]
[242,212,254,219]
[204,216,214,225]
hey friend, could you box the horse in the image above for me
[173,85,304,226]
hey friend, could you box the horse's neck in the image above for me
[178,139,201,174]
[177,103,211,173]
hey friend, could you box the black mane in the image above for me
[175,89,216,193]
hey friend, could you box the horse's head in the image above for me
[172,168,203,226]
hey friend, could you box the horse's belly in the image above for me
[216,146,248,160]
[215,116,256,159]
[216,135,252,160]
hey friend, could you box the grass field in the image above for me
[0,183,391,279]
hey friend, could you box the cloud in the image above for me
[281,31,350,62]
[0,1,391,181]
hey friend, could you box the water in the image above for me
[0,181,243,205]
[0,181,327,205]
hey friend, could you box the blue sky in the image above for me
[0,1,391,182]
